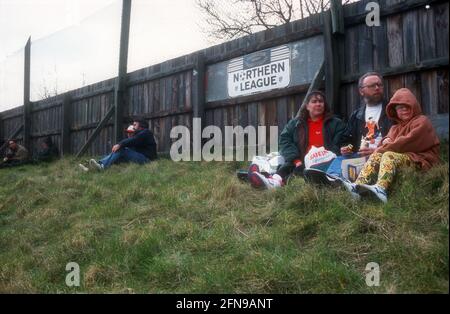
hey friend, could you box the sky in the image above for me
[0,0,214,111]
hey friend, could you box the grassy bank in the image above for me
[0,145,448,293]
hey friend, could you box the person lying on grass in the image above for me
[248,90,346,189]
[342,88,441,203]
[79,118,157,171]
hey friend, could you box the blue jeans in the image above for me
[326,153,360,178]
[98,148,149,169]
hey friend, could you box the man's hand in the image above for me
[341,146,352,155]
[112,144,121,153]
[340,144,353,155]
[358,147,375,157]
[2,157,7,162]
[292,160,303,176]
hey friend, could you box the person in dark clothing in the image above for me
[35,137,59,162]
[326,72,393,180]
[248,91,346,189]
[340,72,392,155]
[80,118,157,171]
[0,140,29,168]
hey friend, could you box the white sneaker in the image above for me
[89,159,104,171]
[78,163,89,172]
[356,184,388,203]
[341,179,361,201]
[249,172,282,189]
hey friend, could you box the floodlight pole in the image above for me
[114,0,132,144]
[23,37,31,152]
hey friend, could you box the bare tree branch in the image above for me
[197,0,360,41]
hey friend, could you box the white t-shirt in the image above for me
[365,103,383,124]
[364,103,383,149]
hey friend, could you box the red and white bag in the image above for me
[250,152,285,175]
[304,146,336,169]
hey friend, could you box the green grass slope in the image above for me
[0,145,448,293]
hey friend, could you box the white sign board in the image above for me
[227,45,291,97]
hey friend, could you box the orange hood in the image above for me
[386,88,422,124]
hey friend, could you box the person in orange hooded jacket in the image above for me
[342,88,441,203]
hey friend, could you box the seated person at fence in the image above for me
[0,140,29,168]
[80,118,157,171]
[248,91,346,189]
[326,72,392,179]
[35,136,59,162]
[342,88,440,203]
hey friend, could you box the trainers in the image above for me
[341,179,361,201]
[89,159,104,171]
[356,184,388,203]
[325,174,343,186]
[248,163,260,174]
[78,163,89,172]
[248,172,282,189]
[236,169,249,181]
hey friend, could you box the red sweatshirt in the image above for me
[307,116,324,152]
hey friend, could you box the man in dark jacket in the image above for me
[326,72,393,193]
[340,72,392,156]
[84,118,157,171]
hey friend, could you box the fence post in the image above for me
[114,0,132,144]
[331,0,345,35]
[192,52,206,121]
[61,94,72,156]
[191,52,206,159]
[23,37,31,152]
[324,1,344,115]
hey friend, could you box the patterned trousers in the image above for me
[355,151,413,190]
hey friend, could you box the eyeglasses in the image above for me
[361,82,384,89]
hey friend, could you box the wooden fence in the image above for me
[0,0,448,157]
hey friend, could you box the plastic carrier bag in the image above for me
[250,152,285,175]
[304,146,336,170]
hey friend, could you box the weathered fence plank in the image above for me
[0,0,448,157]
[62,94,72,156]
[387,14,404,67]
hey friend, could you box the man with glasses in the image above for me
[340,72,392,156]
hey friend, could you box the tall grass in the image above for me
[0,144,448,293]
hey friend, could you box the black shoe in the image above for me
[304,168,340,186]
[236,169,249,181]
